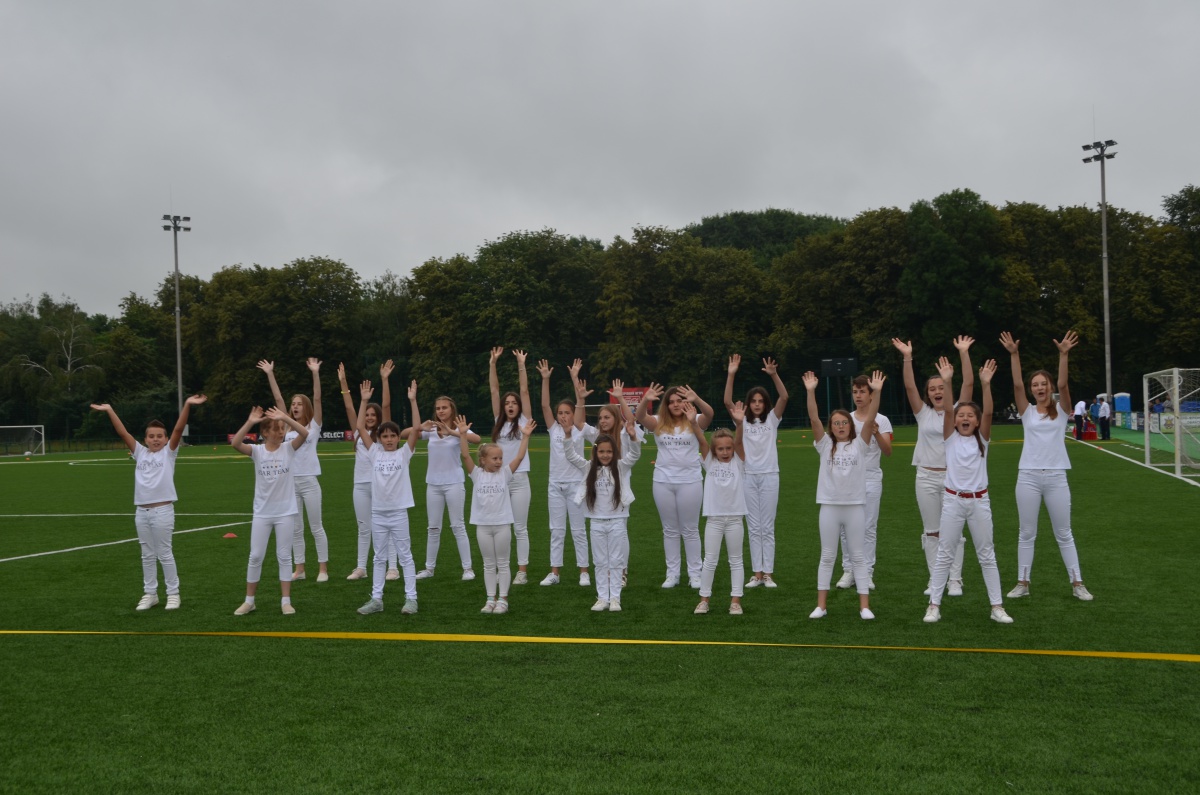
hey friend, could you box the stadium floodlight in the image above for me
[161,213,193,428]
[1080,138,1118,404]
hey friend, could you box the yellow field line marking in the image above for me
[2,629,1196,664]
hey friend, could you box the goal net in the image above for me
[1143,368,1200,478]
[0,425,46,457]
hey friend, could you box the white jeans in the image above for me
[476,523,512,599]
[653,480,703,580]
[425,482,472,570]
[371,509,416,601]
[819,505,868,594]
[548,480,589,569]
[744,473,779,574]
[701,515,745,598]
[929,495,1002,606]
[841,479,881,576]
[352,482,397,570]
[916,467,964,582]
[508,472,531,567]
[590,517,628,603]
[247,515,295,583]
[135,504,179,595]
[1015,469,1082,583]
[292,475,328,564]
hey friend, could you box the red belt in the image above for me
[946,487,988,499]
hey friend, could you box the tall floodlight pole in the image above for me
[162,214,192,420]
[1081,140,1116,403]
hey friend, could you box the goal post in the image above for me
[1143,368,1200,478]
[0,425,46,457]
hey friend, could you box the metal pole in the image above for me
[1099,157,1113,404]
[173,225,183,416]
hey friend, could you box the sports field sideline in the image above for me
[1,426,1197,792]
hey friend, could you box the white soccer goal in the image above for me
[0,425,46,457]
[1143,368,1200,478]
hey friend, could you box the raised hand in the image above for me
[568,358,583,380]
[953,336,974,353]
[761,357,779,376]
[802,371,819,391]
[267,407,291,423]
[979,359,997,385]
[512,349,528,366]
[256,360,274,374]
[727,354,741,374]
[643,382,665,403]
[891,338,913,358]
[521,418,537,436]
[678,385,700,403]
[536,359,553,378]
[730,400,746,423]
[249,406,266,423]
[609,378,625,399]
[407,380,418,401]
[683,401,698,423]
[936,356,954,382]
[359,380,374,401]
[306,357,321,372]
[380,359,395,379]
[185,394,208,406]
[1054,330,1079,354]
[337,362,348,384]
[90,403,112,412]
[575,379,594,400]
[451,415,472,436]
[490,347,504,364]
[999,331,1019,353]
[867,370,887,392]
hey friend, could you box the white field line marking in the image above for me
[1073,438,1200,488]
[0,513,251,518]
[0,520,251,563]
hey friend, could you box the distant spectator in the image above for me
[1098,397,1111,440]
[1073,398,1087,439]
[1152,398,1166,414]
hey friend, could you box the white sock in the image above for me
[281,596,291,606]
[244,595,256,606]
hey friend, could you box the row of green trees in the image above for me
[3,186,1197,443]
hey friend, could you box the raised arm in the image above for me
[337,363,359,430]
[621,417,643,467]
[937,357,956,440]
[731,401,747,460]
[380,359,394,423]
[90,403,137,454]
[803,371,824,442]
[406,380,420,451]
[999,332,1028,415]
[723,354,740,413]
[685,402,709,458]
[954,336,975,405]
[635,382,664,431]
[170,394,207,450]
[863,371,886,438]
[763,358,789,417]
[1054,330,1079,415]
[891,338,925,415]
[609,379,636,424]
[979,360,996,441]
[488,346,504,418]
[574,379,592,430]
[537,359,556,427]
[307,357,323,426]
[510,417,536,473]
[679,385,715,431]
[230,406,264,456]
[355,380,376,449]
[451,415,476,474]
[257,359,286,412]
[514,349,532,420]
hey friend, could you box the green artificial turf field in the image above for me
[1,426,1197,793]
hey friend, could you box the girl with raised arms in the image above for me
[692,401,748,616]
[413,391,479,582]
[538,358,593,588]
[489,347,534,584]
[999,330,1094,602]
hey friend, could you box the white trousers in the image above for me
[548,481,589,568]
[929,495,1003,606]
[653,480,703,580]
[353,482,398,570]
[508,472,531,567]
[744,473,779,574]
[371,509,416,601]
[135,504,179,595]
[292,475,328,564]
[590,517,629,603]
[425,482,472,570]
[841,479,882,576]
[476,523,512,599]
[247,514,295,583]
[1014,469,1082,583]
[701,515,745,598]
[818,505,869,594]
[916,467,965,582]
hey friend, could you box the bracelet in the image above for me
[341,390,349,394]
[903,359,912,362]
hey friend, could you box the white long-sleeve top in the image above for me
[562,432,642,518]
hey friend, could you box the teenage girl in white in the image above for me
[260,358,329,583]
[488,347,534,584]
[538,358,594,588]
[354,379,422,616]
[803,370,885,620]
[413,394,478,582]
[723,355,788,589]
[835,374,893,591]
[561,408,642,612]
[451,413,535,615]
[230,405,310,615]
[91,394,206,611]
[636,384,714,589]
[892,337,975,596]
[692,402,747,616]
[999,330,1094,601]
[923,358,1013,625]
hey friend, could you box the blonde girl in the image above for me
[692,402,748,616]
[414,394,479,582]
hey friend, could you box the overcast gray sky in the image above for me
[2,1,1197,317]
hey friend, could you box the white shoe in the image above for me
[415,569,435,580]
[868,579,876,591]
[745,576,763,588]
[591,599,609,612]
[316,571,329,583]
[808,606,827,619]
[480,598,496,614]
[688,576,701,589]
[493,598,509,614]
[924,586,932,596]
[357,598,384,615]
[513,571,528,585]
[346,568,368,580]
[579,572,591,587]
[991,606,1014,624]
[661,576,679,589]
[291,571,306,581]
[462,569,476,581]
[281,603,296,615]
[386,569,400,581]
[1007,583,1030,599]
[860,607,875,620]
[835,571,855,589]
[136,594,159,611]
[608,598,621,612]
[233,601,255,616]
[947,579,963,597]
[924,604,940,623]
[1072,584,1094,601]
[621,570,628,587]
[763,575,778,588]
[165,594,181,611]
[540,572,560,586]
[694,600,710,615]
[400,599,418,615]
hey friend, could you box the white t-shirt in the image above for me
[352,432,372,484]
[548,423,598,483]
[285,419,321,476]
[132,443,178,504]
[251,443,299,518]
[1018,404,1072,470]
[652,425,702,484]
[368,444,416,512]
[912,404,947,468]
[741,412,781,475]
[944,433,989,493]
[422,429,465,485]
[494,414,530,473]
[1073,400,1086,418]
[1099,402,1111,419]
[702,452,747,516]
[469,467,515,525]
[851,412,893,483]
[814,435,868,505]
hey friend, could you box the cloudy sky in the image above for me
[2,1,1197,317]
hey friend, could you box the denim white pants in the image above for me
[508,473,531,567]
[476,523,513,599]
[371,509,416,601]
[700,515,746,598]
[916,467,964,583]
[247,515,295,583]
[653,480,703,580]
[929,495,1002,606]
[292,475,328,565]
[819,505,868,594]
[744,473,779,574]
[589,517,629,603]
[1014,469,1082,583]
[135,504,179,595]
[548,480,589,568]
[425,482,472,570]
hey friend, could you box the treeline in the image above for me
[3,186,1198,442]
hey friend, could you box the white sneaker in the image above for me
[416,569,435,580]
[835,571,855,589]
[860,607,875,620]
[621,570,628,587]
[661,576,679,589]
[357,598,384,615]
[540,572,560,586]
[165,595,181,611]
[400,599,418,615]
[688,576,702,589]
[745,576,763,588]
[513,571,528,585]
[316,571,329,583]
[991,606,1014,624]
[694,600,710,615]
[1073,584,1094,601]
[579,572,591,587]
[608,598,621,612]
[808,606,827,619]
[947,579,963,597]
[1007,583,1030,598]
[136,594,159,611]
[386,569,400,581]
[233,601,255,616]
[291,571,306,581]
[924,586,932,596]
[924,604,940,623]
[480,598,496,614]
[346,568,368,580]
[729,602,743,615]
[493,598,509,614]
[763,575,778,589]
[281,603,296,615]
[462,569,476,581]
[591,599,609,612]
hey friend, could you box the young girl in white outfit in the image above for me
[892,337,975,596]
[91,394,206,611]
[453,413,535,615]
[489,347,534,584]
[260,357,329,583]
[230,406,310,615]
[835,375,893,591]
[562,413,642,612]
[692,402,747,616]
[1000,330,1094,602]
[723,355,788,589]
[414,394,478,582]
[354,379,422,616]
[923,358,1013,625]
[538,358,595,588]
[636,383,714,589]
[804,370,885,620]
